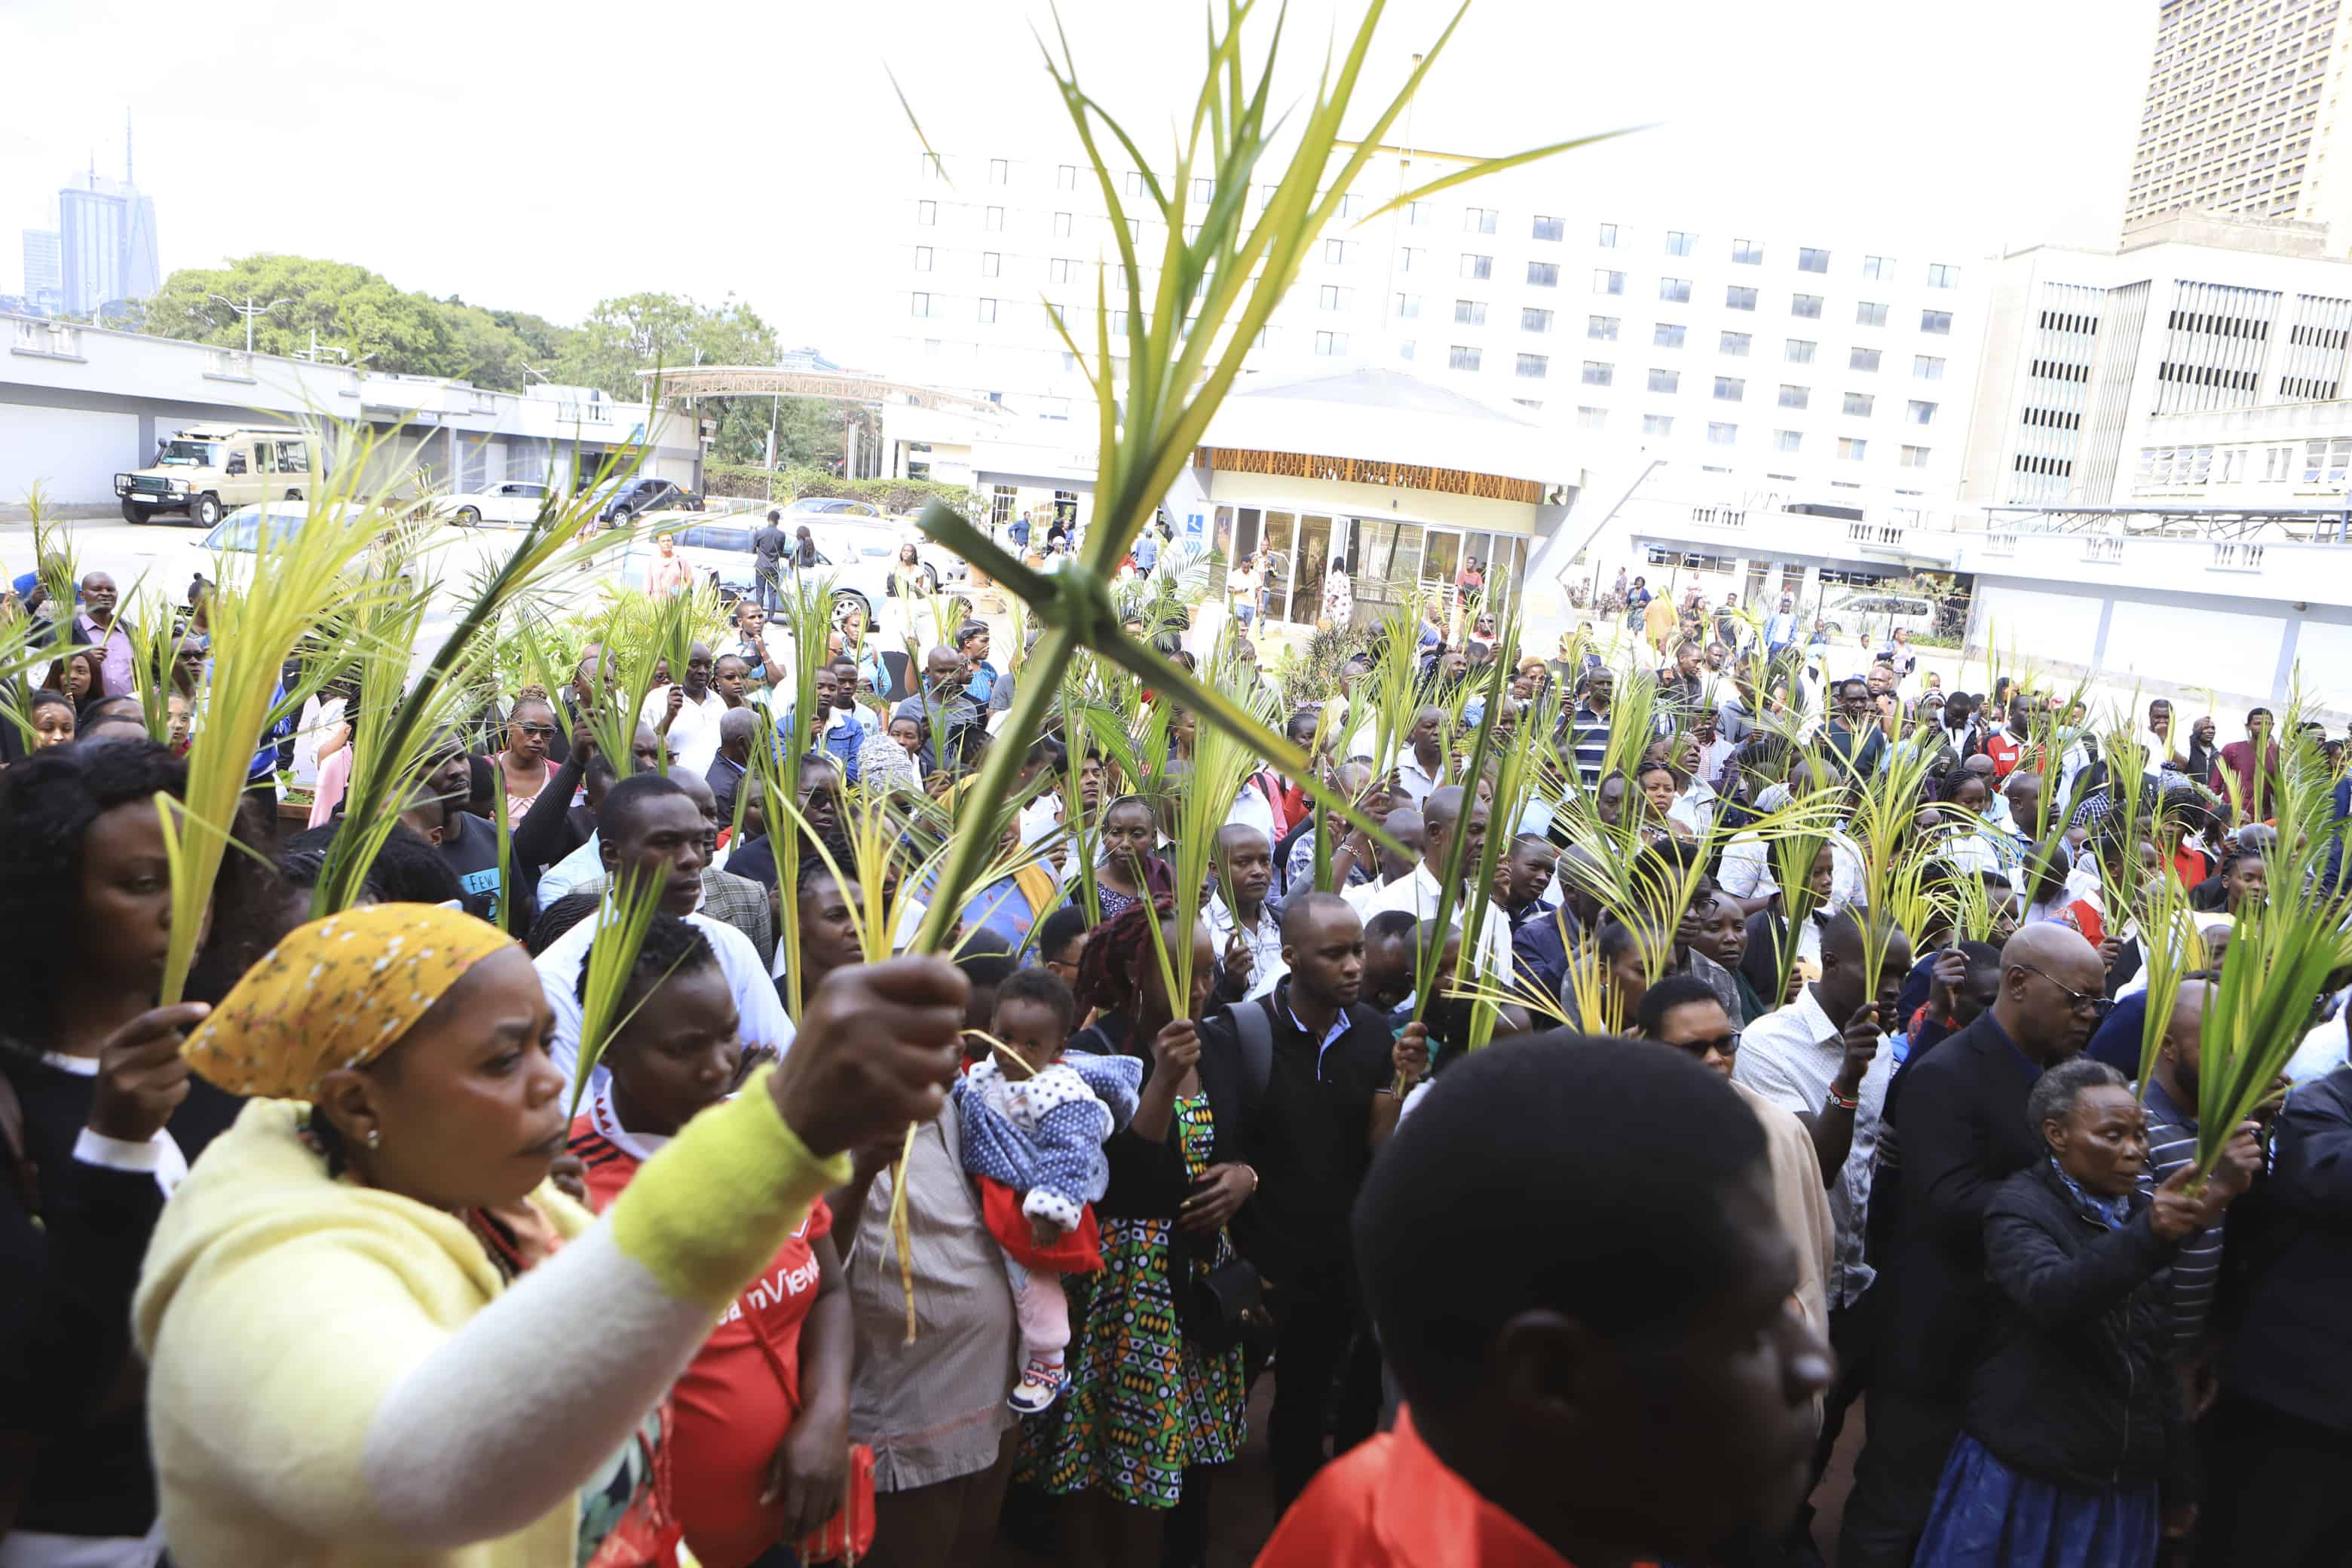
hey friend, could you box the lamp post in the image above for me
[208,294,291,356]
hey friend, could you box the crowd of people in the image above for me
[7,541,2352,1568]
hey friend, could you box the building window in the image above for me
[1928,262,1960,289]
[1666,230,1696,256]
[920,152,944,180]
[1320,285,1352,311]
[916,200,937,225]
[1720,330,1752,357]
[1462,253,1493,280]
[1660,277,1692,303]
[1655,322,1687,349]
[1707,421,1738,445]
[1792,293,1824,319]
[1398,339,1416,360]
[1920,309,1953,335]
[1315,330,1349,357]
[988,158,1009,184]
[1725,285,1758,311]
[977,298,997,323]
[1400,247,1426,272]
[1395,293,1421,319]
[1450,345,1484,371]
[1914,354,1946,380]
[1451,298,1485,326]
[1900,444,1931,467]
[1838,436,1868,461]
[1515,398,1543,411]
[1843,392,1875,416]
[1579,406,1609,428]
[985,206,1004,231]
[1798,247,1830,273]
[1849,346,1881,372]
[1786,338,1817,363]
[1053,210,1073,237]
[1863,254,1894,280]
[1582,360,1613,385]
[1778,384,1810,409]
[1585,314,1615,340]
[1732,238,1764,265]
[1532,214,1564,241]
[1049,258,1077,283]
[1594,268,1625,295]
[1057,164,1078,189]
[1643,414,1674,436]
[1517,353,1549,379]
[1191,176,1214,202]
[1125,170,1147,197]
[1407,201,1433,226]
[910,292,936,317]
[1527,261,1560,287]
[1324,237,1348,265]
[1525,308,1556,333]
[1775,429,1803,452]
[1856,301,1889,327]
[1597,222,1619,248]
[980,252,1000,277]
[914,246,934,271]
[1714,375,1745,401]
[1908,400,1938,424]
[1465,206,1499,234]
[1649,367,1680,393]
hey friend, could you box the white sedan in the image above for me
[438,480,555,528]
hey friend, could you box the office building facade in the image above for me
[887,146,1986,519]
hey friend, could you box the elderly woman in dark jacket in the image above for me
[1913,1058,2251,1568]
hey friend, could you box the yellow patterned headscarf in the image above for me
[182,903,515,1099]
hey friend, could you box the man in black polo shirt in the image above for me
[1205,890,1427,1510]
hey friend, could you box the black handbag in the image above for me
[1180,1249,1269,1353]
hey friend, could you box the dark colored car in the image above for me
[590,476,700,525]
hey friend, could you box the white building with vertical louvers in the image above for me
[1959,215,2352,507]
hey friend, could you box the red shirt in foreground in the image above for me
[571,1096,832,1568]
[1252,1407,1651,1568]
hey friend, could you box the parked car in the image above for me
[117,423,324,527]
[583,476,700,527]
[201,501,366,555]
[1821,589,1937,646]
[439,479,554,527]
[779,496,884,525]
[618,521,922,626]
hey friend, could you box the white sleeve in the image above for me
[704,917,797,1055]
[1729,1036,1812,1117]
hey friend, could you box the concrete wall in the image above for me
[5,404,140,503]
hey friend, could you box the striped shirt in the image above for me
[1567,703,1612,787]
[2139,1079,2223,1355]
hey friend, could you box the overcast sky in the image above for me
[3,0,2151,366]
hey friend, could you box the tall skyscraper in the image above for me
[48,117,161,317]
[2121,0,2352,245]
[21,228,61,312]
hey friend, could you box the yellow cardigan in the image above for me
[134,1076,844,1567]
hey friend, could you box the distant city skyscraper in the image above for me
[2122,0,2350,245]
[24,115,161,317]
[21,228,61,312]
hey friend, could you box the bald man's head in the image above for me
[718,706,759,751]
[1994,921,2108,1062]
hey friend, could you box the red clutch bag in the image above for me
[794,1442,874,1564]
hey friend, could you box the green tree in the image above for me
[553,291,778,401]
[143,255,461,375]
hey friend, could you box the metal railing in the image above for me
[11,319,81,359]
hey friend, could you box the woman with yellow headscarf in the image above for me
[134,902,970,1568]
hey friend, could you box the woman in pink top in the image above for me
[648,533,693,600]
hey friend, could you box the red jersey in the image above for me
[571,1095,833,1568]
[1254,1407,1644,1568]
[1981,730,2023,780]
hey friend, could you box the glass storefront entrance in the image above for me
[1217,506,1529,628]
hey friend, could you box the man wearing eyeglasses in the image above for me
[1841,921,2109,1568]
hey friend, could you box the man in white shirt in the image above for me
[1205,822,1287,1001]
[1361,786,1512,985]
[1342,807,1426,917]
[1392,703,1448,808]
[534,773,793,1098]
[1731,908,1912,1318]
[640,642,730,779]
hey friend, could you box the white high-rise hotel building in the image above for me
[886,146,1986,516]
